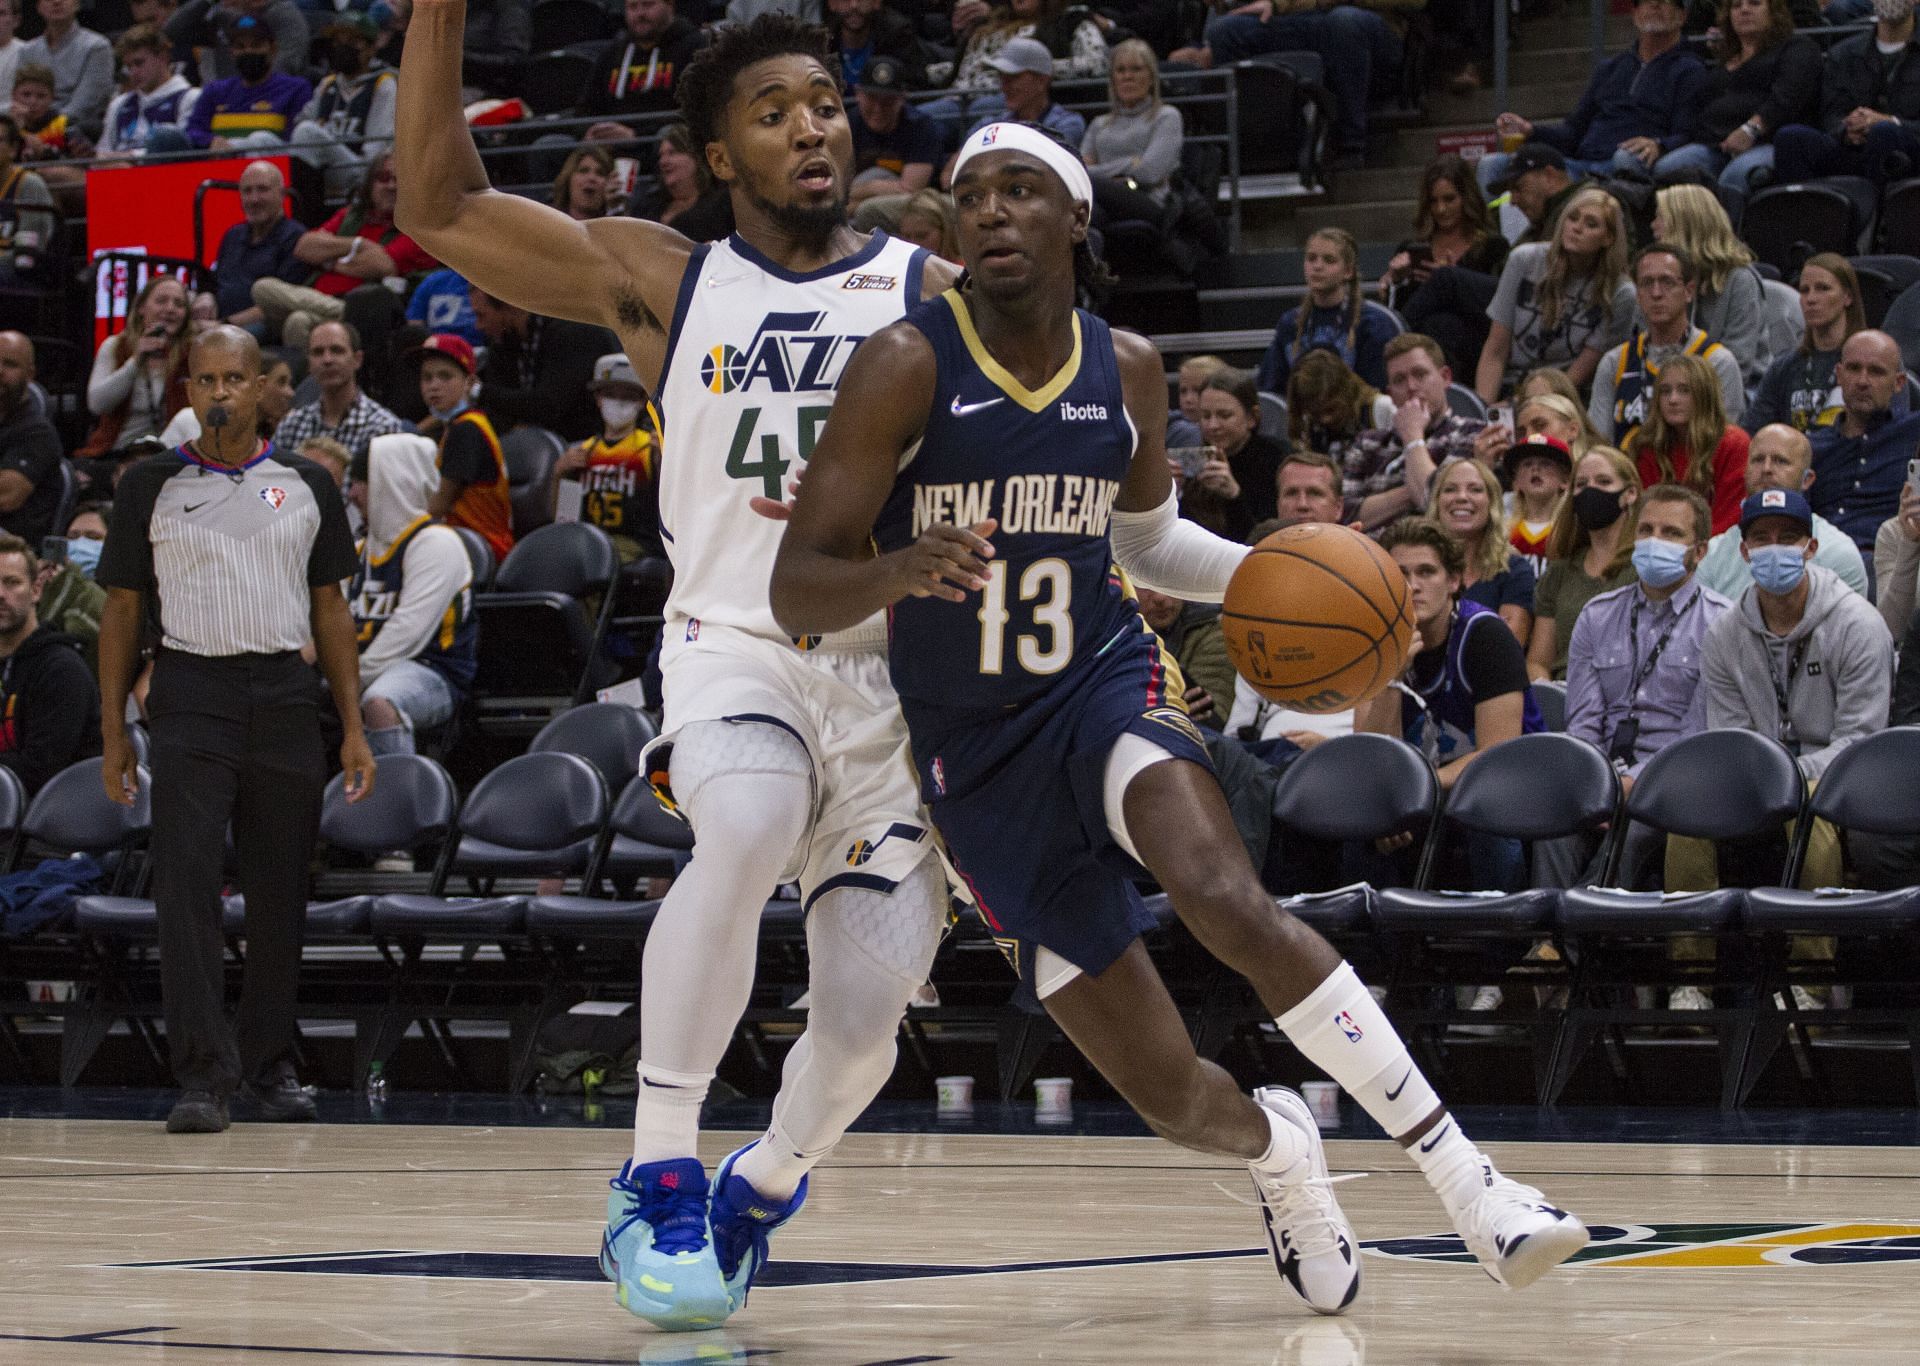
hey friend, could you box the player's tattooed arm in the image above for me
[772,322,994,635]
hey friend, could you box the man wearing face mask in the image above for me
[1771,0,1920,189]
[1697,424,1869,599]
[1541,483,1731,889]
[289,16,395,200]
[555,354,659,563]
[157,13,310,153]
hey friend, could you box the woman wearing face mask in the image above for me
[1747,253,1865,434]
[555,353,660,563]
[1428,457,1536,643]
[417,333,514,561]
[1526,447,1642,680]
[1190,368,1285,542]
[1628,353,1749,534]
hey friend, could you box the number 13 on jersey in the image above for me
[977,558,1073,676]
[725,404,832,500]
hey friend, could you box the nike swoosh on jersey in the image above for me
[183,501,209,514]
[950,395,1006,417]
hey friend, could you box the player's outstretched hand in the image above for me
[891,520,997,602]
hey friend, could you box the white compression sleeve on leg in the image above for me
[1108,489,1251,603]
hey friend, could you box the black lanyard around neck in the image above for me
[1624,588,1691,713]
[1770,635,1810,747]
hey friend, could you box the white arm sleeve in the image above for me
[1109,490,1250,604]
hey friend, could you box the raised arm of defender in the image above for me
[771,322,996,636]
[394,0,690,380]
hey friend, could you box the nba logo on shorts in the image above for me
[685,618,700,642]
[1334,1010,1363,1043]
[931,757,946,796]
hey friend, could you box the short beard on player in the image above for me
[739,171,847,247]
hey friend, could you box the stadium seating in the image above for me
[469,522,622,735]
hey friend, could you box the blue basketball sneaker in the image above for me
[709,1143,807,1308]
[601,1157,734,1330]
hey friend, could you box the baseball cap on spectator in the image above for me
[1739,488,1814,535]
[591,353,645,395]
[1490,143,1566,194]
[859,56,908,96]
[321,13,381,41]
[986,38,1053,78]
[222,12,271,39]
[421,333,476,374]
[1502,432,1572,482]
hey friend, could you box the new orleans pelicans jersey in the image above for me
[655,231,930,644]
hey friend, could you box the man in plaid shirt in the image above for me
[1331,334,1485,530]
[271,320,407,464]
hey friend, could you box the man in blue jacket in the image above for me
[1772,0,1920,185]
[1479,0,1705,191]
[1809,330,1920,581]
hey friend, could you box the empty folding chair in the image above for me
[529,700,657,800]
[470,521,622,735]
[1741,184,1862,274]
[1550,729,1806,1107]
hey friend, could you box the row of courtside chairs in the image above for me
[4,716,1919,1107]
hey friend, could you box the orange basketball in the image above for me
[1221,523,1415,714]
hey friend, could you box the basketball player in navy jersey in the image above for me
[772,123,1590,1313]
[398,13,966,1331]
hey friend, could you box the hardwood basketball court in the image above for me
[3,1100,1917,1365]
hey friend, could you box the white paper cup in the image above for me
[936,1074,974,1115]
[1301,1080,1341,1130]
[1034,1076,1073,1124]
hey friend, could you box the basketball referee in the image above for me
[97,325,375,1135]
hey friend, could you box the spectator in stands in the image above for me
[458,0,530,98]
[1490,143,1576,248]
[131,0,196,75]
[468,289,613,446]
[1808,330,1920,566]
[1653,0,1818,216]
[1526,444,1639,680]
[553,144,619,221]
[1874,485,1920,640]
[0,533,98,793]
[1478,187,1635,401]
[630,121,733,240]
[1502,427,1575,573]
[82,273,192,460]
[0,1,23,110]
[1589,245,1745,446]
[299,433,349,488]
[404,265,484,346]
[1361,516,1542,889]
[21,0,110,142]
[1386,157,1511,378]
[1080,39,1181,228]
[579,0,705,139]
[1274,449,1346,529]
[1654,189,1767,382]
[1168,352,1227,449]
[98,24,197,156]
[1170,0,1402,169]
[955,36,1086,151]
[416,333,513,560]
[9,63,69,159]
[289,15,395,199]
[1628,352,1749,534]
[0,113,54,287]
[1772,0,1920,188]
[1546,482,1730,888]
[1697,422,1869,598]
[1258,228,1398,395]
[347,430,475,756]
[1481,0,1706,190]
[846,56,939,205]
[273,320,406,466]
[928,0,1108,135]
[165,0,309,82]
[1429,456,1536,642]
[892,187,958,260]
[827,0,926,89]
[1190,366,1283,542]
[1287,347,1394,455]
[1747,253,1861,435]
[254,153,433,351]
[1136,585,1235,724]
[206,161,303,338]
[154,14,310,152]
[555,353,661,562]
[159,349,296,447]
[0,331,55,545]
[44,506,107,671]
[1332,333,1484,530]
[1473,371,1605,479]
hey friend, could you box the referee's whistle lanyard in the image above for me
[180,439,273,482]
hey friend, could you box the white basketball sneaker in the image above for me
[1453,1158,1589,1289]
[1249,1087,1363,1315]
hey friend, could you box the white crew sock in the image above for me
[631,1062,712,1166]
[1408,1113,1491,1219]
[1249,1101,1310,1178]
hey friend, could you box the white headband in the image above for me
[951,122,1093,207]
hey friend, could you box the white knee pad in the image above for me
[808,853,947,992]
[1101,731,1178,864]
[670,719,816,881]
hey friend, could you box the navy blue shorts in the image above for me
[904,623,1213,1006]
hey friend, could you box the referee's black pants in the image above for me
[149,649,326,1095]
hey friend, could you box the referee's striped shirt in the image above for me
[98,444,359,657]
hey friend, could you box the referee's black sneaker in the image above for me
[165,1090,230,1134]
[242,1067,319,1122]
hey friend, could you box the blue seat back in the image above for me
[610,773,693,851]
[456,751,608,853]
[21,757,150,855]
[320,754,459,855]
[530,702,657,797]
[1802,726,1920,836]
[1439,733,1618,841]
[1271,733,1438,842]
[1625,729,1805,840]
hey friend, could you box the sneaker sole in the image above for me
[1495,1216,1590,1290]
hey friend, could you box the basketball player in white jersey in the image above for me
[397,13,956,1330]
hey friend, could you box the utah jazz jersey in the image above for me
[655,231,929,644]
[875,289,1139,713]
[349,518,478,689]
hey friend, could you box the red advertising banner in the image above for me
[1436,131,1500,164]
[85,154,291,345]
